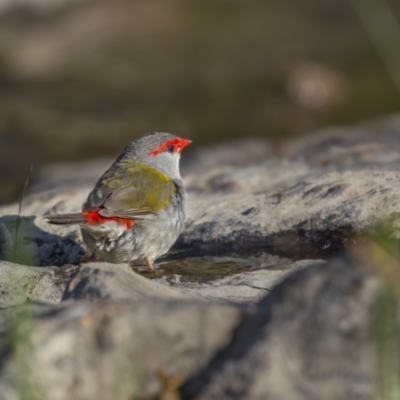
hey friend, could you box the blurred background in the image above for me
[1,0,400,204]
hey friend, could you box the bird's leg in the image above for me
[79,249,102,264]
[79,249,92,264]
[145,256,154,271]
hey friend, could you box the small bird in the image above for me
[46,133,192,270]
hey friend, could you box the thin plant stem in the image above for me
[13,164,33,263]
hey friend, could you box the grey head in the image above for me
[117,132,192,180]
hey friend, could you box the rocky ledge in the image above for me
[1,115,400,399]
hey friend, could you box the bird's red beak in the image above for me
[176,137,192,153]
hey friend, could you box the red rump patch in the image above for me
[149,137,192,156]
[82,210,133,229]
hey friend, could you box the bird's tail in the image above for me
[46,213,87,225]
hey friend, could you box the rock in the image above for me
[176,118,400,258]
[0,212,85,266]
[181,258,378,400]
[3,118,400,266]
[156,259,326,303]
[0,261,77,306]
[63,262,195,302]
[179,169,400,259]
[62,259,325,305]
[281,115,400,170]
[7,167,400,266]
[0,256,382,400]
[0,299,243,400]
[0,119,397,399]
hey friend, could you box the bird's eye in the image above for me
[167,145,175,153]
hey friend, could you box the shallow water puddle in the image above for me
[134,259,247,282]
[133,256,294,283]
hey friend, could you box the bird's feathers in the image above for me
[83,160,177,220]
[45,132,190,267]
[46,213,87,225]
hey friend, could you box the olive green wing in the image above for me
[83,160,176,219]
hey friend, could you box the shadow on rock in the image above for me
[173,224,357,261]
[0,215,84,266]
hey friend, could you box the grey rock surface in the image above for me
[0,299,242,400]
[180,169,400,260]
[281,116,400,170]
[62,259,325,305]
[0,119,398,399]
[0,191,86,266]
[3,117,400,266]
[0,257,381,400]
[165,118,400,259]
[156,259,326,303]
[182,258,378,400]
[0,261,77,306]
[63,262,194,302]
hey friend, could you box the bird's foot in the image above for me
[145,256,154,271]
[157,369,184,400]
[79,249,102,264]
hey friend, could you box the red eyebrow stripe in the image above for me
[149,137,192,156]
